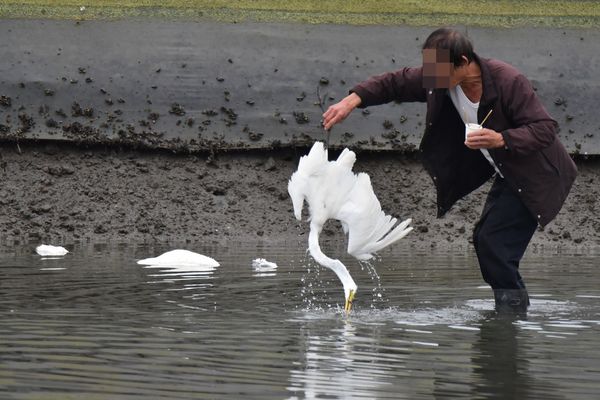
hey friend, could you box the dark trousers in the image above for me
[473,177,538,290]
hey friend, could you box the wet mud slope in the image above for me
[0,142,597,249]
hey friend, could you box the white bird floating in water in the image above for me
[137,249,219,267]
[35,244,69,256]
[288,142,413,313]
[252,258,278,272]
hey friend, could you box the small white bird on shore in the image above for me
[137,249,219,267]
[288,142,412,313]
[35,244,69,256]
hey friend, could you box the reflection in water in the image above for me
[289,318,397,399]
[143,263,217,279]
[0,244,599,399]
[472,314,534,399]
[472,314,568,400]
[141,256,218,310]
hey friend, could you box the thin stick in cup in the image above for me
[480,109,493,126]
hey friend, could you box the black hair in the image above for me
[422,28,475,67]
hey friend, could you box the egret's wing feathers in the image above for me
[299,141,328,174]
[335,173,413,260]
[335,147,356,169]
[287,177,306,221]
[288,142,329,220]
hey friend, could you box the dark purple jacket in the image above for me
[351,54,577,226]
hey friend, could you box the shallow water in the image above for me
[1,242,599,399]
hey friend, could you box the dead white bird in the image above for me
[137,249,219,267]
[288,142,412,313]
[35,244,69,256]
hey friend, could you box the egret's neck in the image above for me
[308,223,357,299]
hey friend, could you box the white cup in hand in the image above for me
[465,123,482,140]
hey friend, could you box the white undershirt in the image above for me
[448,85,503,177]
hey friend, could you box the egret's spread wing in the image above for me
[337,173,413,260]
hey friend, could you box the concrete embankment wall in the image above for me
[1,19,599,154]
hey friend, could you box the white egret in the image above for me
[35,244,69,256]
[288,142,412,313]
[137,249,219,267]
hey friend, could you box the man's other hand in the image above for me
[465,128,505,149]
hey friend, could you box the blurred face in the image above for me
[422,48,453,89]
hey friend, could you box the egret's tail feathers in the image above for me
[371,218,413,251]
[369,214,398,244]
[350,218,413,260]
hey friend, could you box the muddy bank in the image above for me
[0,141,597,249]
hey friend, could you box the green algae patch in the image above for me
[1,0,600,28]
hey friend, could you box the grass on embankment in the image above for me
[1,0,599,28]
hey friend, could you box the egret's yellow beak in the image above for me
[344,290,356,314]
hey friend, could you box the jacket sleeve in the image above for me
[350,67,427,108]
[501,74,558,157]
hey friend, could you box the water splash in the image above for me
[358,257,388,308]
